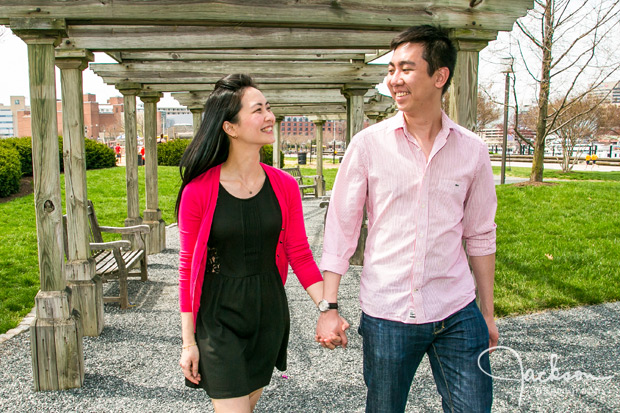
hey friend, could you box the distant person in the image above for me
[592,154,598,168]
[140,146,145,164]
[586,154,592,167]
[316,25,498,413]
[176,74,345,413]
[114,144,121,164]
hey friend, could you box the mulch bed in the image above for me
[513,181,557,187]
[0,176,34,204]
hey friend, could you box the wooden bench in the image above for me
[319,197,367,266]
[282,166,319,198]
[63,200,150,309]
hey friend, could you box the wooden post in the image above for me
[139,92,166,255]
[56,48,103,337]
[117,83,143,227]
[342,85,368,145]
[312,119,326,197]
[342,86,369,265]
[11,17,84,391]
[189,106,203,137]
[274,116,284,168]
[448,30,497,131]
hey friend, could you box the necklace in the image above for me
[239,179,253,194]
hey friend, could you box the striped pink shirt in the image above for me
[320,111,497,324]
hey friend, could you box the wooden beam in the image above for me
[271,104,347,116]
[116,49,387,62]
[65,25,397,51]
[142,83,340,93]
[101,74,386,86]
[0,1,535,32]
[92,60,388,86]
[172,88,379,106]
[90,60,386,74]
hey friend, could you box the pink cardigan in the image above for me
[178,163,323,328]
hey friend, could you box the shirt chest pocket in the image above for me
[430,179,467,220]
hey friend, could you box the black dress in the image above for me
[186,176,290,399]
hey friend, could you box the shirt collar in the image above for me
[387,110,458,145]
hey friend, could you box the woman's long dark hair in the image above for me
[175,74,256,218]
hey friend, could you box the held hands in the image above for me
[315,310,350,350]
[179,343,201,384]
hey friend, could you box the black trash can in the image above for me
[298,152,307,165]
[138,154,144,166]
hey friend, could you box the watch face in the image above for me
[318,300,329,312]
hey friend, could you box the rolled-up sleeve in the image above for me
[178,184,202,312]
[320,136,369,275]
[283,175,323,289]
[462,143,497,256]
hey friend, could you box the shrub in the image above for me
[158,138,192,166]
[0,143,22,197]
[261,145,285,167]
[1,136,62,175]
[84,138,116,169]
[4,137,33,176]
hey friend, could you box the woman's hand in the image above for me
[180,344,201,384]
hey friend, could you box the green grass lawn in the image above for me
[1,165,619,333]
[0,166,182,333]
[494,181,620,316]
[492,165,620,181]
[300,167,338,191]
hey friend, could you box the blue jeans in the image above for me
[358,300,492,413]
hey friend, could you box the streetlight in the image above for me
[500,57,514,185]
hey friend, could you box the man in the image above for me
[316,25,498,413]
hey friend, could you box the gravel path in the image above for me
[1,198,618,412]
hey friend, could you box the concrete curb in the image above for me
[0,307,35,345]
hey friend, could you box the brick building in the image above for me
[13,94,162,143]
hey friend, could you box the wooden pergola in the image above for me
[0,0,534,391]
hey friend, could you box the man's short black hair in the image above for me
[390,25,457,95]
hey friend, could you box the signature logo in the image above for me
[478,346,614,406]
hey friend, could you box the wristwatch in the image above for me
[318,299,339,312]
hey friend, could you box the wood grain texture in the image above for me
[118,89,141,224]
[2,1,534,32]
[27,41,65,292]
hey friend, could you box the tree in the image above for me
[476,87,502,132]
[443,88,501,133]
[508,0,620,181]
[283,133,310,153]
[597,104,620,137]
[551,97,599,172]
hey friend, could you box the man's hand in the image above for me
[315,310,350,350]
[485,315,499,353]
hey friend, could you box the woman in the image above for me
[176,74,335,412]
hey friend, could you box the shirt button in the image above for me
[419,233,424,238]
[420,204,425,209]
